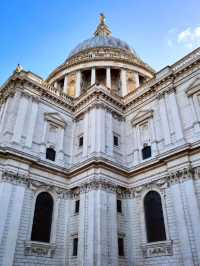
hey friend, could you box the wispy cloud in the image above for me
[167,26,200,50]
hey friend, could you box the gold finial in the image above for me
[94,13,111,37]
[100,13,105,24]
[15,64,23,73]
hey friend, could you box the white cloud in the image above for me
[177,26,200,49]
[167,26,200,50]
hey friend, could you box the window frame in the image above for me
[28,190,58,245]
[142,189,169,243]
[72,236,78,257]
[78,135,84,148]
[118,237,125,257]
[46,146,56,161]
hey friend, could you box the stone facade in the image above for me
[1,15,200,266]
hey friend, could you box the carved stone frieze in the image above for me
[142,240,173,258]
[1,170,29,186]
[24,241,56,257]
[80,177,117,193]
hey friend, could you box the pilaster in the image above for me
[25,98,39,148]
[158,94,171,146]
[76,71,81,97]
[121,69,127,96]
[12,94,29,144]
[106,67,111,89]
[91,68,96,85]
[167,89,184,142]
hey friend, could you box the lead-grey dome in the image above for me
[68,35,136,58]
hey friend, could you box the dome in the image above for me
[68,35,136,58]
[68,13,137,58]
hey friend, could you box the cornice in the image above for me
[1,166,199,198]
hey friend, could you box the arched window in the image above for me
[142,144,151,160]
[144,191,166,242]
[31,192,53,243]
[46,147,56,161]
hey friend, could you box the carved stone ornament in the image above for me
[1,170,29,186]
[142,240,173,258]
[24,241,56,257]
[80,177,117,193]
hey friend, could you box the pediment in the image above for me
[186,78,200,96]
[44,112,67,128]
[131,109,153,126]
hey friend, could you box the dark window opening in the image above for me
[144,191,166,242]
[142,145,151,160]
[73,238,78,256]
[139,75,145,85]
[31,192,53,243]
[75,200,80,213]
[118,238,124,256]
[81,69,91,91]
[96,68,106,87]
[57,78,64,90]
[79,136,84,147]
[113,135,119,146]
[117,199,122,213]
[46,147,56,161]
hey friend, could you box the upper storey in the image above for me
[47,14,154,97]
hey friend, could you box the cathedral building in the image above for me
[1,14,200,266]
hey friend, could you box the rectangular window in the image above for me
[73,237,78,256]
[113,135,119,146]
[75,200,80,213]
[118,238,124,256]
[117,199,122,213]
[79,136,84,147]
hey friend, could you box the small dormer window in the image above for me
[46,147,56,161]
[142,144,151,160]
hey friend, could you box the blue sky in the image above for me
[1,0,200,84]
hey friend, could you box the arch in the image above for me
[144,190,166,242]
[46,146,56,161]
[31,192,53,243]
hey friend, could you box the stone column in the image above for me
[132,126,139,164]
[193,94,200,121]
[40,119,48,154]
[76,71,81,97]
[90,108,96,154]
[83,111,89,157]
[149,118,158,155]
[91,68,96,85]
[159,94,171,145]
[133,72,140,88]
[57,127,65,163]
[107,111,113,156]
[12,94,29,144]
[54,81,58,89]
[183,179,200,262]
[106,67,111,89]
[0,182,13,244]
[0,100,9,135]
[63,75,68,94]
[188,96,200,132]
[78,184,118,266]
[168,90,184,142]
[96,108,105,153]
[25,98,39,148]
[171,183,194,265]
[121,69,127,96]
[1,184,25,266]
